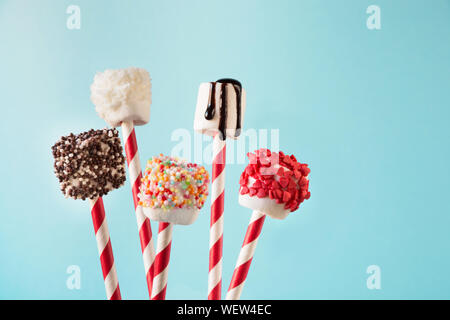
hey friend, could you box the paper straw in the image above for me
[89,197,121,300]
[121,120,156,298]
[226,210,266,300]
[151,222,173,300]
[208,133,226,300]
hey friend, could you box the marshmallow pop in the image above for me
[90,67,155,297]
[138,155,210,300]
[194,78,246,299]
[226,148,311,300]
[51,128,126,299]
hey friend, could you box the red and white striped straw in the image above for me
[89,197,121,300]
[208,133,226,300]
[226,210,266,300]
[151,222,173,300]
[121,120,155,298]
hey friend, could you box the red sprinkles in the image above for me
[239,149,311,212]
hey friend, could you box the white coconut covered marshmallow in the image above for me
[90,67,151,127]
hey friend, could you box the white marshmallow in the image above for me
[239,174,310,220]
[194,81,246,139]
[239,194,290,220]
[90,67,151,127]
[142,208,199,225]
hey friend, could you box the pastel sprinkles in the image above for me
[138,155,210,211]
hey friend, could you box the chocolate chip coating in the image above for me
[51,128,126,200]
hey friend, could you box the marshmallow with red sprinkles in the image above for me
[138,155,210,225]
[239,148,311,220]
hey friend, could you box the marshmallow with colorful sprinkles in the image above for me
[138,155,210,225]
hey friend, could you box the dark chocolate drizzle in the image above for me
[205,82,216,120]
[218,82,227,140]
[204,78,242,141]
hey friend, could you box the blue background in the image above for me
[0,0,449,299]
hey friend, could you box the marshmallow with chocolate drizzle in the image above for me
[194,78,246,140]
